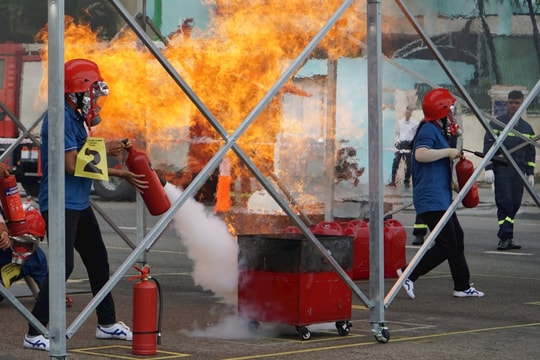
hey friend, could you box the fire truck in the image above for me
[0,42,136,201]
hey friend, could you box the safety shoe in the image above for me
[453,287,485,298]
[397,269,415,299]
[412,236,424,246]
[508,239,521,250]
[96,321,133,341]
[23,334,49,351]
[497,238,521,250]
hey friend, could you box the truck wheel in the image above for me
[93,177,135,202]
[92,156,136,202]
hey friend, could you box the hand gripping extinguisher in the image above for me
[130,265,162,355]
[455,157,479,208]
[121,139,171,216]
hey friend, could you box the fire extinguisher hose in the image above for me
[150,276,163,345]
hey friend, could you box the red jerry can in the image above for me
[383,219,407,278]
[282,226,301,234]
[311,221,344,236]
[343,220,369,280]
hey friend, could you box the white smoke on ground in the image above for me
[164,183,238,305]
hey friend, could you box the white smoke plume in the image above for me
[164,183,238,304]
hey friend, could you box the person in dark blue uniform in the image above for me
[483,90,536,251]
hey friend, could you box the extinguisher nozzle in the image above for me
[156,171,167,187]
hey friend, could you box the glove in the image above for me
[528,174,534,187]
[484,170,495,184]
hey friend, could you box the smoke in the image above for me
[161,183,345,340]
[163,183,238,305]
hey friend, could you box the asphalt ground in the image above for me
[0,182,539,360]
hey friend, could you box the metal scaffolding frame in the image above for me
[0,0,538,358]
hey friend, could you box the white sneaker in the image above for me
[397,269,415,299]
[96,321,133,340]
[23,334,49,351]
[453,287,484,298]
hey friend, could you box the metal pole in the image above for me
[326,58,338,221]
[366,0,387,339]
[47,0,67,358]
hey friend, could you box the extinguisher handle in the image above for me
[129,264,150,281]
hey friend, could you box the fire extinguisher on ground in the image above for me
[455,157,479,208]
[130,265,163,356]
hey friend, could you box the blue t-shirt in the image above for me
[412,121,453,214]
[39,102,92,211]
[0,247,48,284]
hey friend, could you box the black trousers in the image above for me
[412,214,428,237]
[29,207,116,335]
[391,141,412,183]
[409,211,471,291]
[493,166,525,239]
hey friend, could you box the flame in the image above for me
[37,1,367,224]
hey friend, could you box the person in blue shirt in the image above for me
[397,88,484,299]
[483,90,536,251]
[24,58,148,352]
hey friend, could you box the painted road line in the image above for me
[484,251,533,255]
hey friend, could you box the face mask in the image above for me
[81,81,109,129]
[446,105,462,137]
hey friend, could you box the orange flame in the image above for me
[37,1,367,216]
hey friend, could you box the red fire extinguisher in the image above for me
[130,265,162,356]
[122,139,171,216]
[455,157,479,208]
[0,175,28,236]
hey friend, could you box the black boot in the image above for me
[497,238,512,250]
[412,236,424,246]
[508,238,521,250]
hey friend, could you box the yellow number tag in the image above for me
[74,137,109,181]
[1,263,21,289]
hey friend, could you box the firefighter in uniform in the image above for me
[483,90,536,251]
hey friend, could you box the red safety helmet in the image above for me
[64,58,103,93]
[422,88,456,121]
[25,209,46,240]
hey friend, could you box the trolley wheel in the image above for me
[375,327,390,343]
[296,326,311,340]
[335,321,351,336]
[248,321,261,332]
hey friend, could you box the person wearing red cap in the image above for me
[23,59,148,352]
[397,88,484,300]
